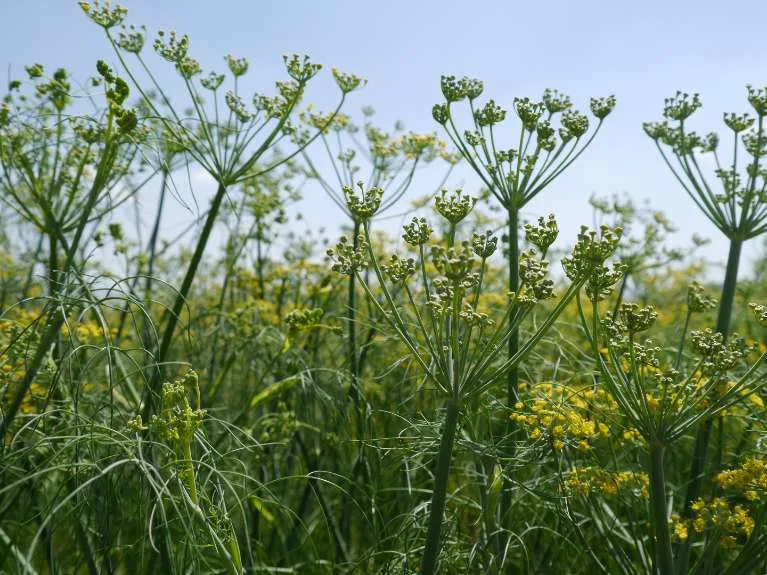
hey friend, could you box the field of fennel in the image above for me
[1,2,767,574]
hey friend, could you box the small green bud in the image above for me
[440,75,466,103]
[200,71,225,91]
[332,67,365,93]
[225,54,249,77]
[382,254,416,283]
[619,303,658,334]
[524,214,559,251]
[343,181,383,221]
[432,103,449,125]
[723,112,754,133]
[687,282,717,313]
[590,95,616,119]
[663,91,701,121]
[435,189,475,224]
[543,89,572,114]
[514,97,544,131]
[474,99,506,127]
[283,54,322,82]
[117,25,146,53]
[403,217,433,246]
[561,110,589,138]
[746,85,767,117]
[472,230,498,258]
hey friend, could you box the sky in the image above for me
[2,0,767,278]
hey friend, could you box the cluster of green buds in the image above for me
[435,189,476,224]
[343,181,384,221]
[562,225,625,302]
[524,214,559,253]
[329,181,623,402]
[645,86,767,240]
[128,371,205,443]
[326,234,369,275]
[432,75,616,209]
[78,1,127,29]
[594,303,766,444]
[284,307,325,330]
[96,60,137,134]
[749,302,767,326]
[332,67,365,94]
[128,371,205,502]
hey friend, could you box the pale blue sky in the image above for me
[2,0,767,275]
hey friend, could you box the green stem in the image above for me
[714,238,742,338]
[421,399,460,575]
[347,220,361,401]
[500,208,519,531]
[181,441,198,506]
[649,442,673,575]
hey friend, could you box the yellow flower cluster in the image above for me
[716,458,767,501]
[512,382,617,451]
[688,498,754,549]
[1,310,51,415]
[564,466,649,498]
[669,513,689,541]
[61,321,113,343]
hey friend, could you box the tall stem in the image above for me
[347,220,361,403]
[649,442,673,575]
[714,238,742,338]
[421,399,460,575]
[500,208,519,530]
[142,181,228,422]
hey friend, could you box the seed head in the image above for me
[663,91,702,122]
[590,95,616,119]
[619,303,658,335]
[200,71,225,91]
[435,189,475,224]
[746,85,767,117]
[154,31,190,64]
[382,254,416,283]
[225,55,249,77]
[327,235,369,275]
[474,99,506,127]
[432,103,449,125]
[472,230,498,258]
[284,54,322,83]
[514,97,544,131]
[79,1,127,29]
[723,112,754,133]
[687,281,717,313]
[402,217,433,246]
[749,302,767,326]
[343,181,383,221]
[524,214,559,252]
[543,89,572,114]
[332,68,365,94]
[561,110,589,138]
